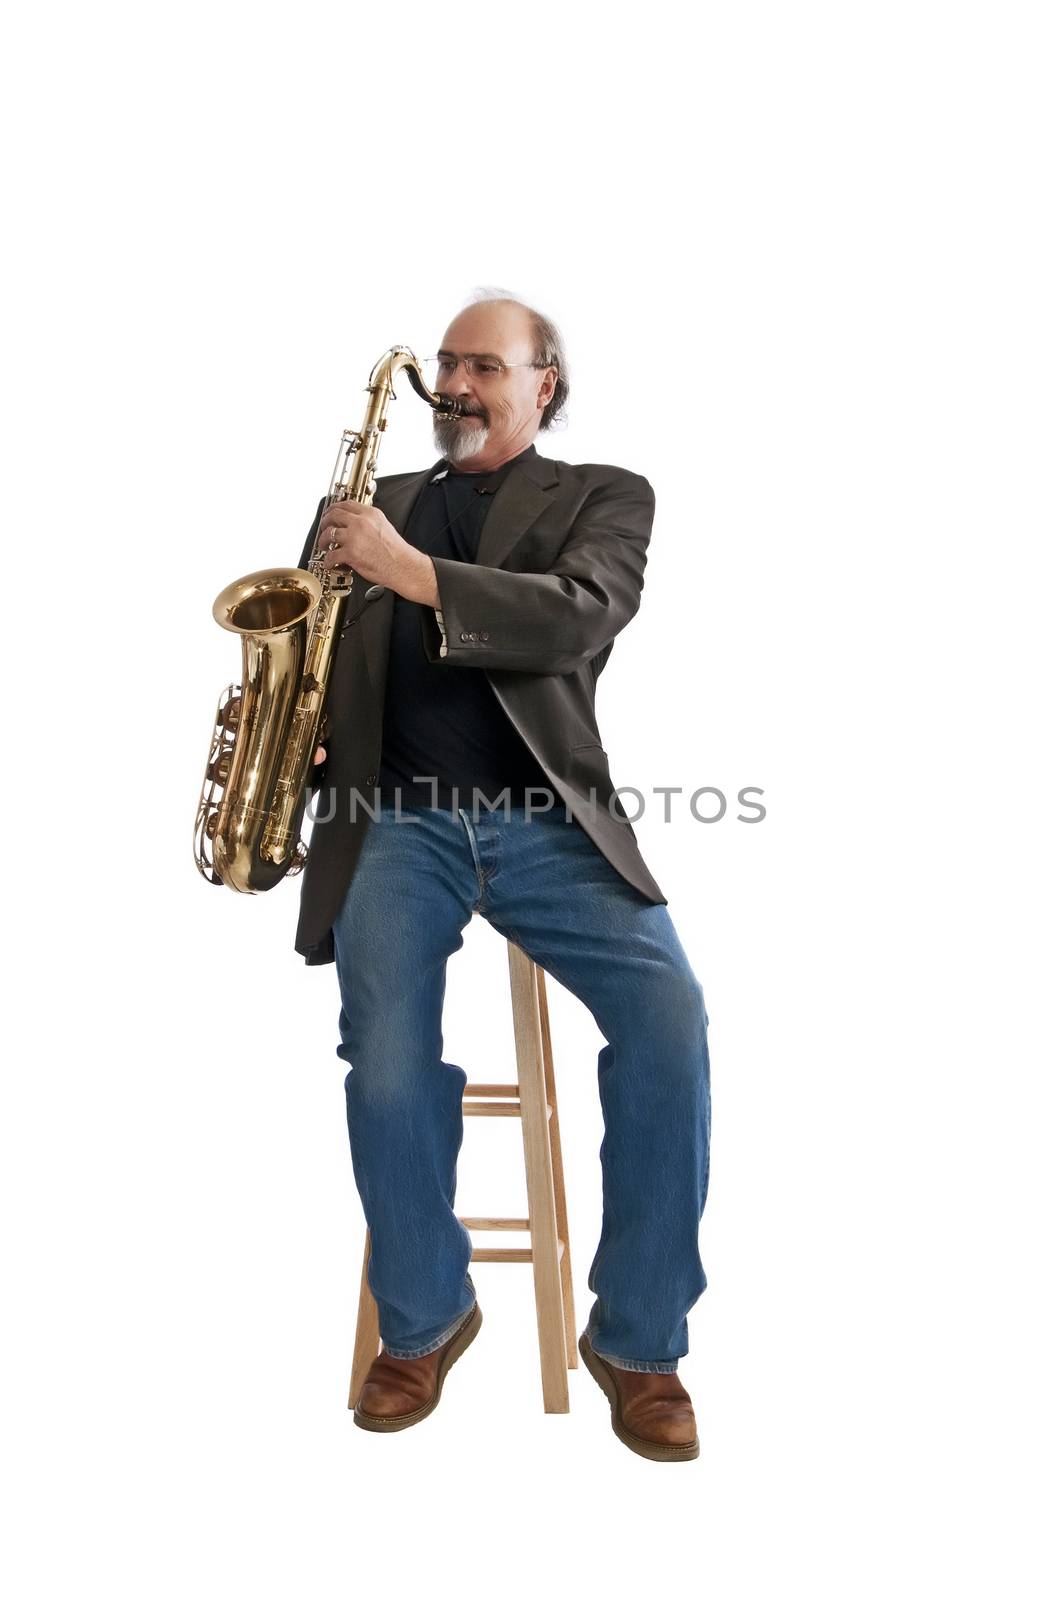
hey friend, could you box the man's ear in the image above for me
[537,367,558,410]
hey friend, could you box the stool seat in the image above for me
[348,941,578,1413]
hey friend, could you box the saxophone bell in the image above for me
[194,568,323,893]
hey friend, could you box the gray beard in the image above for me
[433,413,490,464]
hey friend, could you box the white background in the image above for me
[3,3,1060,1596]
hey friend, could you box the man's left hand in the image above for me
[315,503,439,606]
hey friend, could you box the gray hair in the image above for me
[466,286,569,431]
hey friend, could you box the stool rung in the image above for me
[463,1102,552,1119]
[471,1239,566,1264]
[464,1083,519,1098]
[460,1216,530,1231]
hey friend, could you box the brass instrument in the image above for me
[194,346,457,892]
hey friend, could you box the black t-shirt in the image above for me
[376,444,558,812]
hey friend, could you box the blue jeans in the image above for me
[331,801,711,1373]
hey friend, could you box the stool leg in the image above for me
[536,964,578,1370]
[348,1229,380,1409]
[508,943,569,1414]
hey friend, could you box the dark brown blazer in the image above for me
[292,445,666,964]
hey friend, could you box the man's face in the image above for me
[431,302,556,471]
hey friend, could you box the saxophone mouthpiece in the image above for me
[434,394,462,415]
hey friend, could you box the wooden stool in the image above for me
[348,940,578,1413]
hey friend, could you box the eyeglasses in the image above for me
[425,354,553,381]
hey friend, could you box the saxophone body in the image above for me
[195,346,454,892]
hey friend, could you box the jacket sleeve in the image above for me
[423,473,655,676]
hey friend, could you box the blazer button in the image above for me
[366,772,377,786]
[364,585,385,602]
[460,630,471,642]
[479,630,490,641]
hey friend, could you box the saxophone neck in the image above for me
[327,346,456,512]
[371,344,460,413]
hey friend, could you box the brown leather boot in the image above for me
[578,1332,700,1461]
[353,1302,482,1432]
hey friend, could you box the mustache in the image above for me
[437,402,488,422]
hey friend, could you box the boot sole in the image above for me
[353,1301,483,1433]
[578,1332,700,1462]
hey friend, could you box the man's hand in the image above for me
[315,503,440,606]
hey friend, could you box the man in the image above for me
[295,291,711,1462]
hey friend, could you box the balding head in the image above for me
[446,296,536,358]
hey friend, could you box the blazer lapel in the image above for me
[477,449,559,569]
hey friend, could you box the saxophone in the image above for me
[194,345,456,892]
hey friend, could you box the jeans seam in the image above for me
[456,808,485,908]
[457,806,498,909]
